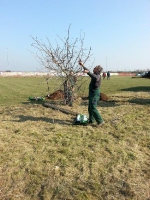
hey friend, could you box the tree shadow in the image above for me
[12,115,73,125]
[22,101,44,105]
[22,100,64,106]
[120,86,150,92]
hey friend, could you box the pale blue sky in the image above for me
[0,0,150,72]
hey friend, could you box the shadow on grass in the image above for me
[23,100,119,109]
[81,100,120,107]
[22,101,44,105]
[81,98,150,106]
[120,86,150,92]
[12,115,73,125]
[128,98,150,105]
[22,100,63,106]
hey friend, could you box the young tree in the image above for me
[31,25,93,105]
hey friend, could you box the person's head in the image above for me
[93,65,103,74]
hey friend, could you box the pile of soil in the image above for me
[82,93,109,101]
[46,90,109,101]
[100,93,110,101]
[46,90,64,100]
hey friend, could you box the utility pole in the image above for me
[106,56,107,72]
[7,47,9,69]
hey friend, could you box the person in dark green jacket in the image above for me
[79,61,104,126]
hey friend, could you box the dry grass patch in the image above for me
[0,92,150,200]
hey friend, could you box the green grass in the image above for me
[0,76,149,106]
[0,76,150,200]
[101,76,150,94]
[0,76,63,106]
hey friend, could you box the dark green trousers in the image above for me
[88,89,103,124]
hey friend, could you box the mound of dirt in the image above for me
[100,93,110,101]
[82,93,109,101]
[46,90,109,101]
[46,90,64,100]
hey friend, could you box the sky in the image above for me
[0,0,150,72]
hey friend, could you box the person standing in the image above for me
[107,71,110,80]
[102,72,106,80]
[79,61,104,126]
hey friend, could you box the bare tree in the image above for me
[31,25,93,104]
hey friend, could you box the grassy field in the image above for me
[0,76,150,200]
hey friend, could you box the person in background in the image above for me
[102,72,106,80]
[78,61,104,127]
[107,71,110,80]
